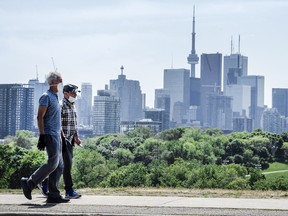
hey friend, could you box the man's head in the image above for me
[46,72,63,93]
[63,84,80,103]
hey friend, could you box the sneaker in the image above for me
[46,196,70,203]
[37,183,48,197]
[20,177,32,200]
[65,189,81,199]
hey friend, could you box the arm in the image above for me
[37,106,47,134]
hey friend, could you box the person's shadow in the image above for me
[21,202,57,208]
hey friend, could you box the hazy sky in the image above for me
[0,0,287,107]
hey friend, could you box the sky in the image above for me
[0,0,287,107]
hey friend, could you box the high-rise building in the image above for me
[93,88,120,136]
[233,117,253,132]
[239,75,264,130]
[0,84,34,138]
[190,77,200,106]
[200,53,222,127]
[207,94,233,130]
[110,66,143,122]
[262,108,286,134]
[272,88,288,117]
[154,88,170,127]
[163,68,190,122]
[28,78,49,127]
[144,108,169,132]
[77,83,93,126]
[225,84,251,118]
[223,53,248,94]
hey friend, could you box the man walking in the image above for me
[20,72,70,203]
[61,84,82,199]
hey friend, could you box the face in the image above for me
[68,91,77,98]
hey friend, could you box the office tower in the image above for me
[77,83,93,126]
[262,108,285,134]
[272,88,288,117]
[163,68,190,122]
[200,53,222,127]
[233,117,253,132]
[239,75,264,130]
[154,89,170,128]
[93,88,120,136]
[110,66,143,122]
[144,108,169,131]
[190,77,200,106]
[223,37,248,94]
[0,84,34,139]
[226,85,251,118]
[28,78,49,127]
[154,89,170,112]
[207,94,233,131]
[187,6,199,78]
[223,53,248,94]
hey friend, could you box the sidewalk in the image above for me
[1,193,288,215]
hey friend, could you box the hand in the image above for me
[37,134,50,151]
[74,136,81,146]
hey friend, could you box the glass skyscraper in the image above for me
[0,84,34,138]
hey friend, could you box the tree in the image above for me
[72,148,109,188]
[13,130,36,149]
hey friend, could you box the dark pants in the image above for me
[62,139,74,191]
[28,134,63,198]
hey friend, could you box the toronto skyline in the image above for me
[0,0,287,107]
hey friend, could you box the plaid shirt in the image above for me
[61,98,78,142]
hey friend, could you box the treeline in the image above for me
[1,128,288,190]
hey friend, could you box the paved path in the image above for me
[1,193,288,215]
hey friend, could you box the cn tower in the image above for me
[187,6,199,78]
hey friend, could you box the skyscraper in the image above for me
[144,108,169,132]
[272,88,288,117]
[262,108,285,134]
[200,53,222,127]
[77,83,93,126]
[207,94,233,131]
[223,53,248,94]
[0,84,34,138]
[93,88,120,136]
[28,78,49,127]
[239,75,264,130]
[110,66,143,122]
[225,84,251,118]
[163,68,190,122]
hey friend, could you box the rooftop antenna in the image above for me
[171,53,174,69]
[238,34,241,54]
[230,36,234,54]
[51,57,57,72]
[35,64,39,80]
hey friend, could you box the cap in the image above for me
[63,84,80,93]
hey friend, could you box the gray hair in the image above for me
[46,72,62,85]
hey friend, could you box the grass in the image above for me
[262,162,288,180]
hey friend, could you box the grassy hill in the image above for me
[263,162,288,180]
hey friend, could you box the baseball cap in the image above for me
[63,84,80,93]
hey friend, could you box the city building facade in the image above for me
[0,84,34,138]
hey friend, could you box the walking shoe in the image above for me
[65,189,81,199]
[46,196,70,203]
[20,177,32,200]
[37,183,48,197]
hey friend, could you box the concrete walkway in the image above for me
[1,193,288,215]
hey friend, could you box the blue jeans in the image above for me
[28,134,64,198]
